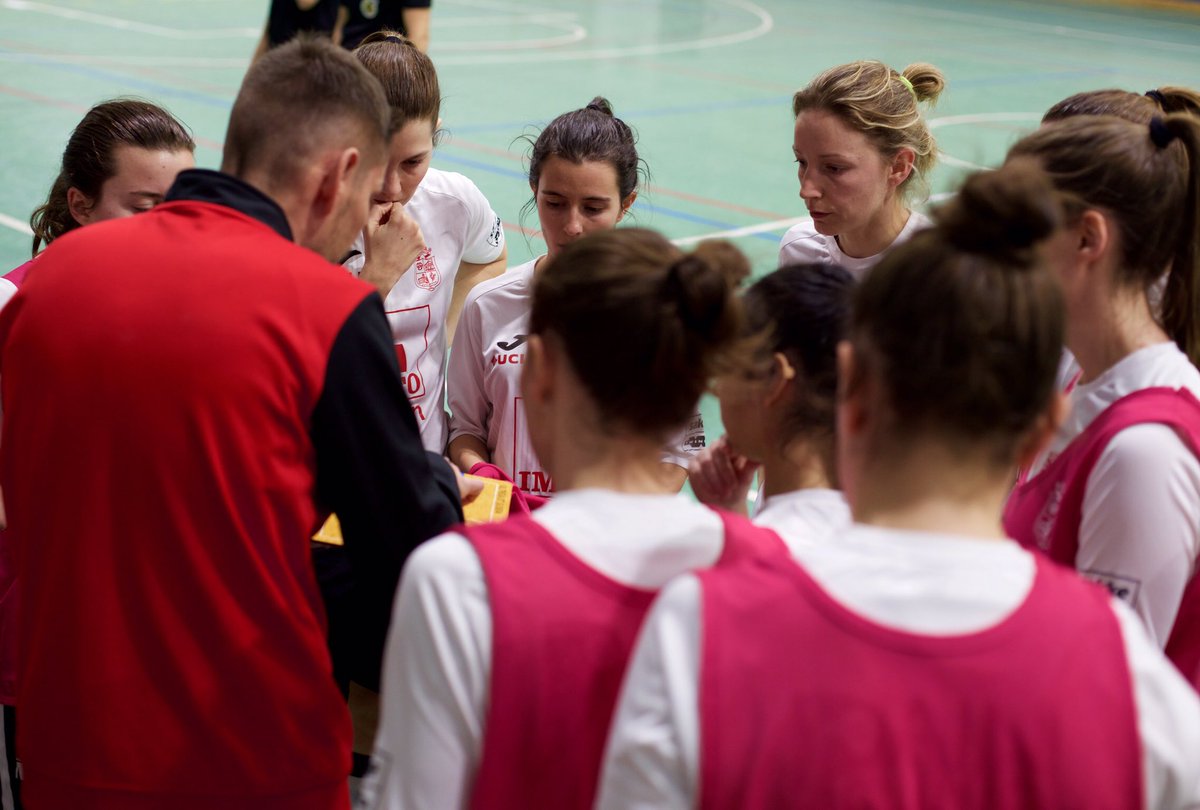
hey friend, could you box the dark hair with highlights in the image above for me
[741,263,853,445]
[1008,113,1200,365]
[530,228,747,438]
[847,160,1065,464]
[29,99,194,255]
[354,30,441,138]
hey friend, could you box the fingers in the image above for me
[689,437,759,512]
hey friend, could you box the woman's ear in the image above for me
[763,352,797,408]
[887,147,916,190]
[1076,209,1110,265]
[616,190,638,223]
[66,187,95,226]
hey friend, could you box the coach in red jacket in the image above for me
[0,37,460,810]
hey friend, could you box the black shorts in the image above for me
[1,705,20,810]
[267,0,341,46]
[340,0,431,51]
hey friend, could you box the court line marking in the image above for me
[929,112,1044,173]
[886,1,1200,53]
[0,215,33,237]
[0,0,259,38]
[432,0,773,65]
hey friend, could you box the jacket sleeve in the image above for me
[310,293,462,689]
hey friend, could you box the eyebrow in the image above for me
[129,191,166,201]
[540,190,612,202]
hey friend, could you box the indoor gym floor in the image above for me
[1,0,1198,449]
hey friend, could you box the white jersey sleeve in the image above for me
[359,533,491,810]
[596,575,701,810]
[1079,424,1200,646]
[446,288,491,451]
[453,175,504,266]
[1109,599,1200,809]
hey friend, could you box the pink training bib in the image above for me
[462,509,785,810]
[1004,386,1200,690]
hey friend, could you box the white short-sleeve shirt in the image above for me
[445,257,704,496]
[345,167,505,452]
[777,211,931,279]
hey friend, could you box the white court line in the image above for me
[885,1,1200,54]
[434,0,772,65]
[0,214,33,237]
[671,193,962,247]
[672,217,805,247]
[930,112,1044,172]
[0,0,259,39]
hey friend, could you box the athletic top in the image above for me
[1019,342,1200,647]
[344,167,505,453]
[0,168,461,809]
[596,525,1200,809]
[267,0,340,45]
[1006,387,1200,690]
[777,211,931,279]
[753,487,850,554]
[357,490,785,810]
[339,0,432,50]
[446,257,705,496]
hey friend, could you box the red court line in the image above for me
[446,136,793,222]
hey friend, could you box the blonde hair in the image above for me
[792,61,945,201]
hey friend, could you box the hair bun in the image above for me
[662,241,748,341]
[585,96,614,116]
[901,63,945,106]
[934,157,1061,265]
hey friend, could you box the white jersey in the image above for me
[361,489,731,810]
[345,167,504,452]
[446,257,704,497]
[777,210,931,279]
[1027,341,1200,647]
[596,524,1200,810]
[754,488,850,554]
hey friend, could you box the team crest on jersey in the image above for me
[360,0,380,19]
[413,248,441,292]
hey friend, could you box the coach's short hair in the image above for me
[223,36,390,180]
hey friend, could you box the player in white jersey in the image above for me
[346,32,506,452]
[446,99,701,501]
[779,61,942,278]
[689,263,853,549]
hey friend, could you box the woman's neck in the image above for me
[850,444,1011,541]
[761,438,835,499]
[1069,284,1169,384]
[551,434,680,495]
[837,201,910,259]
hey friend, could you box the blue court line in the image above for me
[434,151,782,243]
[0,49,234,109]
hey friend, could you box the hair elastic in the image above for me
[897,75,916,97]
[1145,89,1167,107]
[382,34,407,45]
[1149,115,1177,149]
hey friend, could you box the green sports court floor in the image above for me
[1,0,1198,448]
